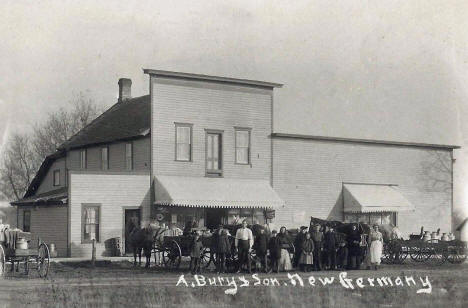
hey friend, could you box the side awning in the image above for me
[343,183,415,213]
[154,175,284,209]
[11,187,68,206]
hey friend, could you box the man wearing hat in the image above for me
[311,224,324,271]
[293,226,309,268]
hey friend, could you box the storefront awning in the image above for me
[343,183,415,213]
[154,176,284,209]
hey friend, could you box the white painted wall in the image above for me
[69,171,150,257]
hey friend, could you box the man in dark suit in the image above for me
[324,226,338,270]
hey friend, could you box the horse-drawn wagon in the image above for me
[382,235,467,266]
[0,228,50,278]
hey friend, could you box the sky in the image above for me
[0,0,467,217]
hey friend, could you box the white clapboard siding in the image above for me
[273,138,452,236]
[69,172,151,257]
[151,77,272,180]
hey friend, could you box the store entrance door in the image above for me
[124,209,140,254]
[205,209,226,230]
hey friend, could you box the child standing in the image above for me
[299,232,314,272]
[190,233,204,274]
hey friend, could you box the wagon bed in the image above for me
[0,229,50,278]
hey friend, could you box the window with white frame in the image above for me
[53,170,60,186]
[101,147,109,170]
[125,143,133,170]
[82,205,100,243]
[235,128,251,164]
[175,123,192,161]
[80,149,87,169]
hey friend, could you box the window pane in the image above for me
[381,213,391,225]
[236,131,249,147]
[80,150,86,169]
[54,170,60,186]
[177,127,190,144]
[236,148,248,164]
[101,148,108,170]
[369,214,381,225]
[176,144,190,161]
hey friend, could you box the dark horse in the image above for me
[128,226,154,268]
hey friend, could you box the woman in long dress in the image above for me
[277,226,293,271]
[369,224,383,270]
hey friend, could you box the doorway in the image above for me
[124,209,140,254]
[205,208,226,230]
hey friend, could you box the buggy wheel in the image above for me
[37,243,50,278]
[424,240,448,266]
[447,244,467,264]
[226,251,238,273]
[410,243,430,263]
[200,248,212,269]
[162,240,181,269]
[0,245,5,277]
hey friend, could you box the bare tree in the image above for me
[0,93,101,201]
[0,133,38,200]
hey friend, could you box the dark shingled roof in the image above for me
[58,95,150,150]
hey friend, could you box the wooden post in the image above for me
[91,239,96,267]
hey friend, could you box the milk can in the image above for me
[441,233,450,241]
[423,231,431,242]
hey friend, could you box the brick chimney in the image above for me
[118,78,132,102]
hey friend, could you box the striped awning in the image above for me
[343,183,415,213]
[154,175,284,209]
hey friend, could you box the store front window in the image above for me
[344,212,397,226]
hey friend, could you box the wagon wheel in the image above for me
[381,242,393,264]
[0,245,5,277]
[37,243,50,278]
[226,250,238,273]
[387,240,408,264]
[162,240,182,269]
[424,240,448,266]
[447,244,467,264]
[200,247,212,269]
[410,242,431,263]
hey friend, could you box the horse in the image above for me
[128,225,154,268]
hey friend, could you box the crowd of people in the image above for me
[186,219,385,275]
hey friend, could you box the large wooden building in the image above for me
[11,70,458,257]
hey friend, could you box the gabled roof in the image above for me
[23,151,65,198]
[58,95,150,150]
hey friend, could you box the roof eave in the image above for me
[143,69,283,88]
[271,133,461,150]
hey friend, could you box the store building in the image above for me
[10,70,458,257]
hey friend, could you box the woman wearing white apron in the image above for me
[370,225,383,270]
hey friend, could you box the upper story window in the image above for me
[80,149,87,169]
[235,128,251,165]
[23,210,31,232]
[101,147,109,170]
[206,130,223,176]
[175,123,192,161]
[125,143,133,170]
[53,170,60,186]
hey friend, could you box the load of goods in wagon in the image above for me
[0,223,50,278]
